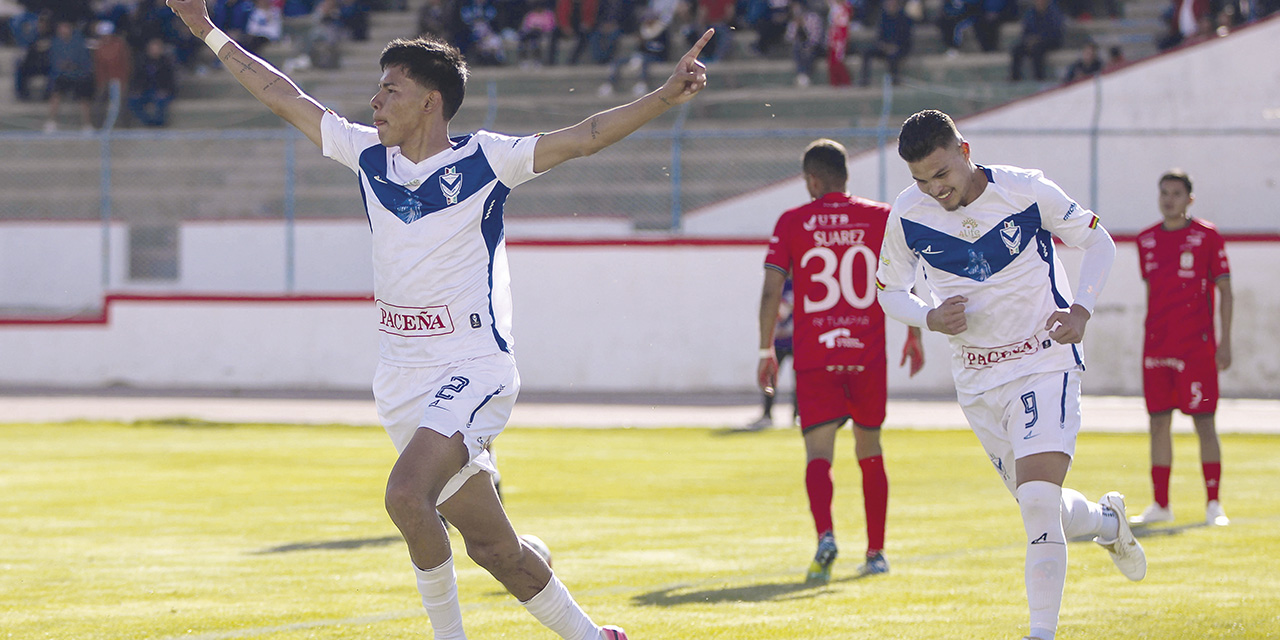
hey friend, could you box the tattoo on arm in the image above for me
[263,77,281,91]
[232,55,256,74]
[659,96,672,106]
[589,118,599,140]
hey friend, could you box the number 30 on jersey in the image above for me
[799,245,877,313]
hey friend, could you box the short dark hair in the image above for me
[1159,169,1193,194]
[897,110,963,162]
[803,139,848,185]
[379,37,468,120]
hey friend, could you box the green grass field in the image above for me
[3,420,1278,639]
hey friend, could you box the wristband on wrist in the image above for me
[204,28,231,54]
[758,348,774,358]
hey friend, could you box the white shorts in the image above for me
[373,352,520,504]
[958,370,1081,495]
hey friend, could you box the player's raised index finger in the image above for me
[684,28,715,62]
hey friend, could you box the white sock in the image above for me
[521,573,601,640]
[1018,481,1066,640]
[414,557,466,640]
[1060,487,1119,542]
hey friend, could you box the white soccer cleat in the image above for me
[1096,492,1147,581]
[1129,502,1174,526]
[601,624,628,640]
[1206,500,1230,526]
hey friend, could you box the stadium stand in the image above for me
[0,0,1243,228]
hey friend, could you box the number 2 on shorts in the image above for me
[436,376,470,401]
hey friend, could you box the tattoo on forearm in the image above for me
[659,96,673,106]
[231,54,256,74]
[590,118,599,140]
[263,77,281,91]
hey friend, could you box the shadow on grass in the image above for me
[1132,521,1211,537]
[253,536,402,554]
[710,426,780,437]
[1066,520,1208,544]
[129,418,351,429]
[131,418,239,429]
[633,572,877,606]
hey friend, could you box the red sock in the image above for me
[859,455,888,555]
[1202,462,1221,503]
[805,459,834,537]
[1152,465,1171,508]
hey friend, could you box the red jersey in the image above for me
[765,192,889,372]
[1137,217,1230,356]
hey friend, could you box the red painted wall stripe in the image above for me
[1,235,1275,326]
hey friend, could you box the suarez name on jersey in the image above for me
[765,193,889,372]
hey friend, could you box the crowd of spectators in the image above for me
[9,0,197,129]
[407,0,1276,89]
[1055,0,1272,85]
[409,0,909,86]
[1153,0,1275,49]
[6,0,1277,131]
[5,0,371,130]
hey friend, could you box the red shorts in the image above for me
[1143,348,1219,415]
[795,359,887,431]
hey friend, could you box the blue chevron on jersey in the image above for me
[1034,227,1072,310]
[358,140,499,224]
[480,183,511,352]
[322,111,542,367]
[900,204,1042,282]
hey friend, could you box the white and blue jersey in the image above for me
[321,110,542,367]
[876,164,1102,394]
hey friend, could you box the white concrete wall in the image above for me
[0,300,378,389]
[0,218,631,311]
[684,18,1280,237]
[0,224,103,311]
[1,229,1275,397]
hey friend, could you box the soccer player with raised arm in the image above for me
[757,139,924,583]
[874,110,1145,640]
[166,0,713,637]
[1130,170,1233,527]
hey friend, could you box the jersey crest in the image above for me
[440,166,463,205]
[999,219,1023,255]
